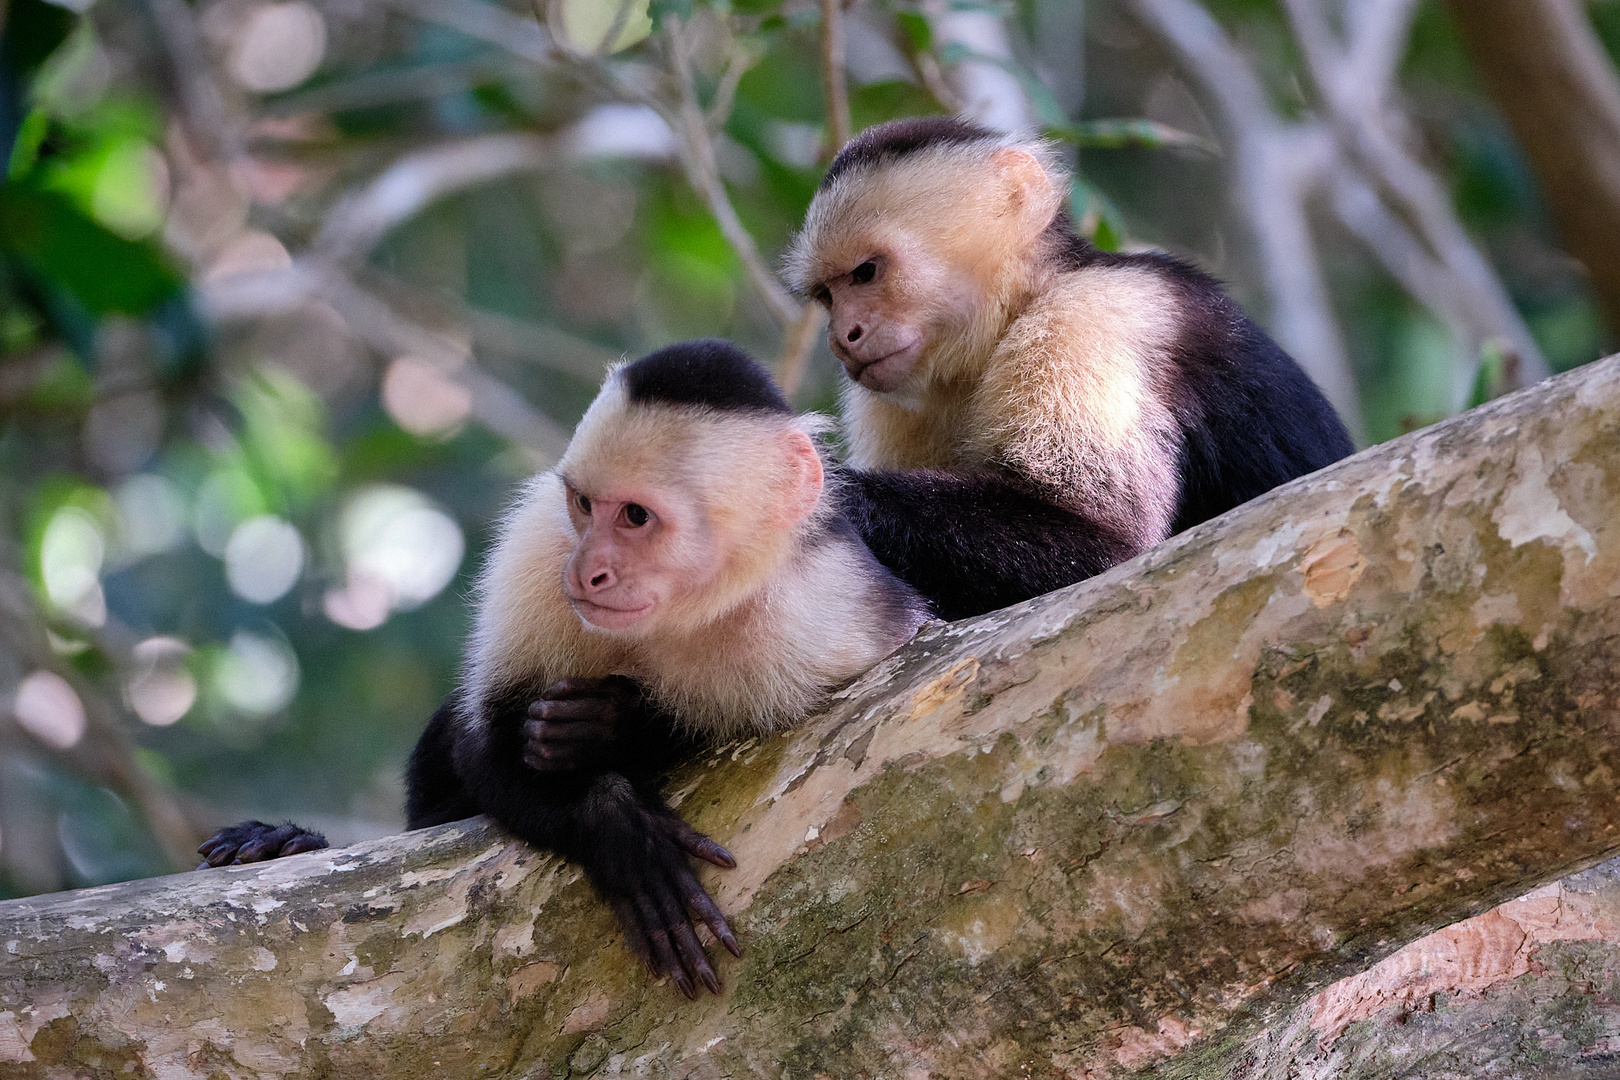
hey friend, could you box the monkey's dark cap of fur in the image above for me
[623,338,791,415]
[820,116,998,190]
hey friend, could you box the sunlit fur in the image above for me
[461,367,927,741]
[786,128,1185,551]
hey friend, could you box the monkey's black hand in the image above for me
[523,676,647,775]
[584,786,741,999]
[196,820,328,868]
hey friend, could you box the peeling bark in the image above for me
[3,356,1620,1079]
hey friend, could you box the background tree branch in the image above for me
[1444,0,1620,343]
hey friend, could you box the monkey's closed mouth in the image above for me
[849,347,915,385]
[568,597,654,624]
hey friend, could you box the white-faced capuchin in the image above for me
[198,340,929,998]
[786,116,1356,619]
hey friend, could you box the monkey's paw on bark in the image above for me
[523,676,648,775]
[589,791,742,1000]
[196,821,329,867]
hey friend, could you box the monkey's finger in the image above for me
[198,840,241,867]
[238,824,307,862]
[538,677,620,699]
[278,831,328,856]
[675,871,741,959]
[636,892,692,999]
[654,875,720,996]
[523,715,610,742]
[658,816,737,869]
[520,735,593,773]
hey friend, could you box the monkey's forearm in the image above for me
[841,468,1146,619]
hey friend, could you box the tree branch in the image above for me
[819,0,852,151]
[1132,0,1365,441]
[1281,0,1550,395]
[1444,0,1620,341]
[6,354,1620,1076]
[311,134,554,265]
[662,22,801,328]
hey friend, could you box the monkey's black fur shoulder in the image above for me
[623,338,790,414]
[1042,213,1355,533]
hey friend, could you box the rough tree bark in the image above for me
[3,355,1620,1078]
[1445,0,1620,339]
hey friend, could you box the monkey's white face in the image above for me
[560,479,718,636]
[813,254,927,393]
[789,142,1064,397]
[810,242,981,395]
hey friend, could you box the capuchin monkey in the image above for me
[787,117,1356,619]
[199,340,929,999]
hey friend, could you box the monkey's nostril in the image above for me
[847,325,862,343]
[590,572,609,588]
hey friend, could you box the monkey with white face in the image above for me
[787,117,1356,619]
[201,340,929,999]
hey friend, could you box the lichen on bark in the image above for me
[2,355,1620,1079]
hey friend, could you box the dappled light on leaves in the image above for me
[89,140,169,241]
[40,507,107,628]
[553,0,652,55]
[13,671,87,751]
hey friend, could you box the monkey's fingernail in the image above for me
[701,969,721,995]
[674,973,695,1000]
[721,931,742,958]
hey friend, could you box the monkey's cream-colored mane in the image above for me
[459,370,922,741]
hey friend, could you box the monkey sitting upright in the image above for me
[786,117,1356,619]
[200,340,929,999]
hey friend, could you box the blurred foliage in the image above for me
[0,0,1614,897]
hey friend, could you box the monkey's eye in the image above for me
[574,492,591,515]
[810,285,831,308]
[623,503,650,527]
[851,260,877,285]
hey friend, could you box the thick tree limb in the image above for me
[4,355,1620,1077]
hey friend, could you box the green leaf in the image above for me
[1068,176,1128,251]
[1466,339,1508,410]
[896,11,932,51]
[1092,216,1121,253]
[1050,118,1220,156]
[0,184,184,315]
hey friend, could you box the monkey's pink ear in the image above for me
[776,428,825,526]
[992,146,1051,189]
[991,146,1055,230]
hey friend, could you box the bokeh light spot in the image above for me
[381,356,472,439]
[126,637,197,727]
[324,486,463,629]
[230,2,327,93]
[214,630,299,716]
[224,515,306,604]
[14,671,87,751]
[115,473,187,561]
